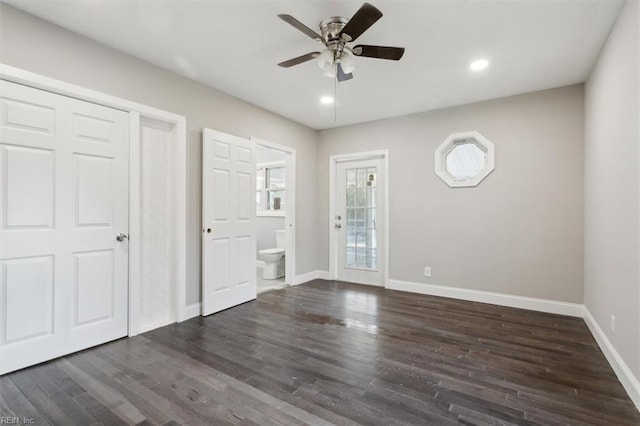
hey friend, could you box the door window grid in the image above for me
[345,167,377,270]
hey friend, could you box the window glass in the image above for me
[268,190,285,211]
[344,166,377,271]
[268,167,285,190]
[446,142,485,181]
[257,165,285,213]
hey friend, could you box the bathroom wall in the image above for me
[257,217,286,256]
[584,0,640,381]
[0,4,319,305]
[318,84,585,303]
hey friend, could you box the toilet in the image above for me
[259,230,286,279]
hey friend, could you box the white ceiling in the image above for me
[7,0,623,130]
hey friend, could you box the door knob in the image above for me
[116,233,129,242]
[335,223,342,230]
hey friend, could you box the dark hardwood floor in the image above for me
[2,280,639,425]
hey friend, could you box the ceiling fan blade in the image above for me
[338,2,383,42]
[278,52,321,68]
[278,14,322,40]
[353,45,405,61]
[337,63,354,82]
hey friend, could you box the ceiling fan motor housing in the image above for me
[320,17,349,56]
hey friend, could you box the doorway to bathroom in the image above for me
[253,138,296,294]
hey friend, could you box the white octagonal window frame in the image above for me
[434,131,495,188]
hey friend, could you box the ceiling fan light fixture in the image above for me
[323,62,337,78]
[317,49,334,69]
[339,51,356,74]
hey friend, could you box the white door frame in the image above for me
[251,137,296,285]
[0,64,190,336]
[329,150,389,287]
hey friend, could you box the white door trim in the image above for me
[0,64,185,124]
[329,150,390,288]
[251,138,297,286]
[0,64,189,335]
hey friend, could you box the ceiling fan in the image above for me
[277,2,405,82]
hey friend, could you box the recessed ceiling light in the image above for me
[470,59,489,71]
[320,96,334,104]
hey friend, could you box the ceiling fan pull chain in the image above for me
[334,73,337,122]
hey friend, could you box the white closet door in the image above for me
[201,129,256,316]
[0,80,129,374]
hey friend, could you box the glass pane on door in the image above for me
[345,166,377,270]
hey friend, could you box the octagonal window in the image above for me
[435,131,495,187]
[446,142,485,180]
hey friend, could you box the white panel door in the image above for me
[336,159,385,286]
[0,80,129,374]
[202,129,256,316]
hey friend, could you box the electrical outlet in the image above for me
[610,315,616,334]
[424,267,431,278]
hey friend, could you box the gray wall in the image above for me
[584,0,639,379]
[318,85,585,303]
[0,4,319,306]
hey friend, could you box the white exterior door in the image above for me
[336,158,385,286]
[202,129,256,316]
[0,81,129,374]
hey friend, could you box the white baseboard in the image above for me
[582,308,640,409]
[294,270,330,285]
[256,260,266,268]
[178,302,201,321]
[387,279,584,317]
[316,270,330,280]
